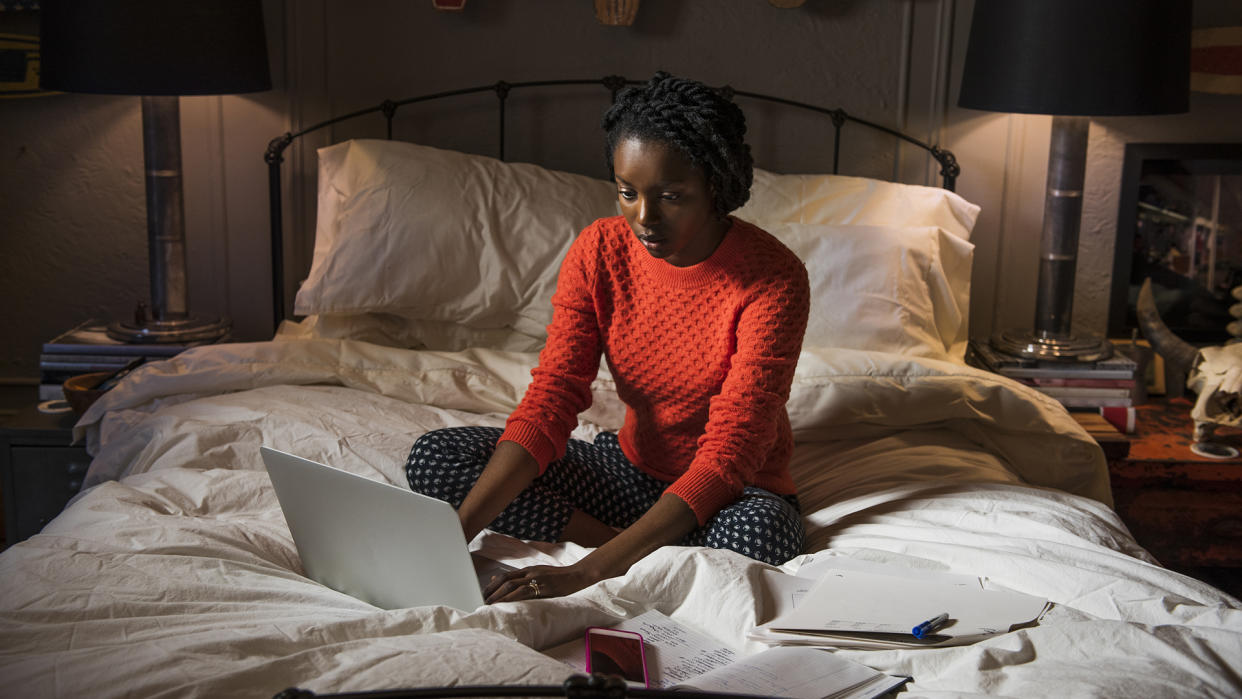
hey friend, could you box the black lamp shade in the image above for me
[959,0,1191,116]
[39,0,271,96]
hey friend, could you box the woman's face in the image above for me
[612,136,726,267]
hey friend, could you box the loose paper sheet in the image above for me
[545,610,906,698]
[683,646,906,699]
[544,609,738,688]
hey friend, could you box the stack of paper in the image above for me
[753,558,1050,649]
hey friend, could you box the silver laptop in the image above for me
[261,446,511,611]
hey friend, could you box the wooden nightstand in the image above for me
[1,404,90,548]
[1106,398,1242,595]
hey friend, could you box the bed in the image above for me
[2,78,1240,698]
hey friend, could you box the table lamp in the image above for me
[39,0,271,343]
[958,0,1191,361]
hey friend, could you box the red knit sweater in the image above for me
[500,215,811,524]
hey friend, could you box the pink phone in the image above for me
[584,627,649,687]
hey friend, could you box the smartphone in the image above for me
[584,627,648,687]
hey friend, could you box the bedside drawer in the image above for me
[5,445,90,544]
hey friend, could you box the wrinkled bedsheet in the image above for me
[1,338,1240,697]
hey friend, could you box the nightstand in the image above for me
[1106,398,1242,596]
[1,404,90,548]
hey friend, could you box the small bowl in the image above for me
[62,372,112,416]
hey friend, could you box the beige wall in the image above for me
[2,0,1239,411]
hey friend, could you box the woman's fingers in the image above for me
[483,569,523,597]
[490,578,540,603]
[480,562,601,603]
[484,566,550,603]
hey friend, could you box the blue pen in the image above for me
[912,613,949,639]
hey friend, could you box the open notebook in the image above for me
[753,558,1049,649]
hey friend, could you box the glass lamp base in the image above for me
[106,316,231,344]
[990,328,1113,362]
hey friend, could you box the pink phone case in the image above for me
[584,627,649,686]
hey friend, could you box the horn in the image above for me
[1136,278,1200,373]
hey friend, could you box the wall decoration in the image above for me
[594,0,640,26]
[1109,143,1242,344]
[0,34,45,98]
[1191,27,1242,94]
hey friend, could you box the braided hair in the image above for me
[602,72,753,217]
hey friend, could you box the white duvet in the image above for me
[1,337,1240,698]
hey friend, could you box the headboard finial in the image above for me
[931,146,960,191]
[264,133,294,165]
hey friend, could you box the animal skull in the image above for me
[1137,278,1242,445]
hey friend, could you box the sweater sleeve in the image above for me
[665,257,811,524]
[499,223,604,471]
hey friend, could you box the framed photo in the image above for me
[1108,142,1242,344]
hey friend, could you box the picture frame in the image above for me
[1108,142,1242,344]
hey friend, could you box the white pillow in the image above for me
[738,167,979,361]
[767,223,974,362]
[295,139,618,345]
[737,168,980,242]
[278,312,548,353]
[296,140,979,357]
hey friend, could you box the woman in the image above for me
[406,72,810,603]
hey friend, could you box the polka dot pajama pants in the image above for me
[405,426,805,565]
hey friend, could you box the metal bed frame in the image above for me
[263,75,960,331]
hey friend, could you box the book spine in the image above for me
[1027,386,1134,398]
[1019,377,1137,389]
[40,353,134,365]
[996,367,1135,380]
[40,344,188,357]
[1053,395,1135,408]
[39,362,130,374]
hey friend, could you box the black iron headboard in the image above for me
[264,75,961,331]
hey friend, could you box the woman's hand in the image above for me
[482,494,699,604]
[483,562,604,603]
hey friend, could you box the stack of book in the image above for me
[966,339,1140,409]
[39,319,207,401]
